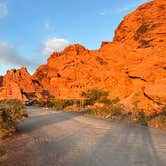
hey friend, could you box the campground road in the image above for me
[0,107,166,166]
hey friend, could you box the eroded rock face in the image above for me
[33,0,166,113]
[0,67,41,101]
[33,43,133,99]
[144,78,166,105]
[3,67,35,93]
[1,0,166,113]
[113,0,166,49]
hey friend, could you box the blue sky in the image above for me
[0,0,150,75]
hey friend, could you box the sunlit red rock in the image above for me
[3,67,35,93]
[33,0,166,113]
[144,78,166,105]
[1,0,166,113]
[0,67,41,101]
[113,0,166,49]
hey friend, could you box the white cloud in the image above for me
[0,3,8,19]
[42,38,70,55]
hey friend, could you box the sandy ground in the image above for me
[0,107,166,166]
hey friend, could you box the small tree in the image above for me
[81,88,111,105]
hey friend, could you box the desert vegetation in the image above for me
[33,88,166,129]
[0,99,28,138]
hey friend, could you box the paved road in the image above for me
[0,107,166,166]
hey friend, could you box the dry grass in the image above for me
[0,99,28,138]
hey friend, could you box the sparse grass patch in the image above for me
[129,103,146,125]
[147,115,166,129]
[48,99,74,110]
[83,102,122,119]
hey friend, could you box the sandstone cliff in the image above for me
[113,0,166,49]
[1,0,166,114]
[33,0,166,113]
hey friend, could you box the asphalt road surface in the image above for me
[0,107,166,166]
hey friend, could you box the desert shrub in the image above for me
[32,98,45,107]
[160,106,166,116]
[0,100,28,138]
[83,103,122,119]
[129,103,146,125]
[110,97,120,104]
[81,88,111,105]
[93,105,111,118]
[48,99,74,110]
[147,115,166,129]
[109,104,122,119]
[34,97,52,107]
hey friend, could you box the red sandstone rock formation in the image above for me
[33,0,166,113]
[0,67,41,101]
[113,0,166,49]
[1,0,166,113]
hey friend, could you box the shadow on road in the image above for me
[18,111,80,134]
[76,123,165,166]
[1,108,166,166]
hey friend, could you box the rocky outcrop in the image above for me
[32,0,166,113]
[113,0,166,49]
[1,0,166,114]
[3,67,36,93]
[0,67,41,101]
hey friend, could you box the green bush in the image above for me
[0,100,28,138]
[81,88,111,105]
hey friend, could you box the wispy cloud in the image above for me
[0,42,37,69]
[99,9,112,16]
[117,0,151,13]
[99,0,151,16]
[43,20,56,35]
[0,3,8,19]
[117,4,138,13]
[44,21,53,32]
[42,37,70,55]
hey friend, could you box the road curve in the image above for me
[0,107,166,166]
